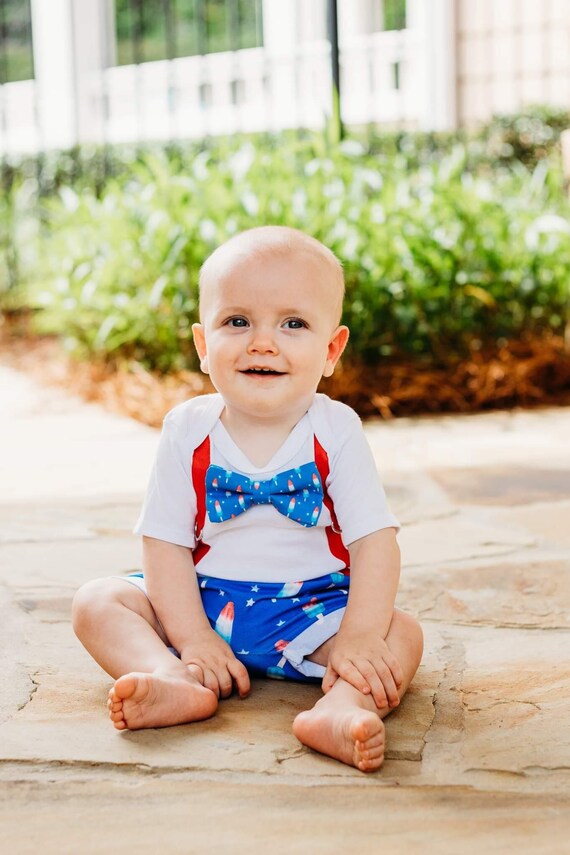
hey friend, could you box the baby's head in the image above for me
[198,226,345,326]
[193,226,349,423]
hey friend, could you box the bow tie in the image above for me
[205,462,323,527]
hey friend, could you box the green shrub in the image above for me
[30,167,206,371]
[2,105,567,205]
[478,104,570,168]
[27,139,570,371]
[0,178,40,308]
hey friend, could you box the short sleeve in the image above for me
[133,414,198,548]
[326,416,399,546]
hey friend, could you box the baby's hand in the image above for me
[179,628,250,700]
[323,628,403,711]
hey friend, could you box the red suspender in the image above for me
[191,436,211,565]
[313,436,351,570]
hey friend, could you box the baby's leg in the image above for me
[292,610,423,772]
[72,578,218,730]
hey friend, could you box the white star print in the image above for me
[276,619,286,627]
[219,590,225,596]
[292,598,300,603]
[246,598,255,607]
[250,585,259,592]
[237,649,249,655]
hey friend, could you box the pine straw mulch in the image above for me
[1,329,570,426]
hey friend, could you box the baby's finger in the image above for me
[355,662,389,709]
[386,653,404,689]
[322,664,339,693]
[373,661,400,708]
[228,658,251,698]
[186,662,205,683]
[335,659,372,696]
[216,667,234,699]
[201,667,221,698]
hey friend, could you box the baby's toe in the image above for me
[351,713,381,742]
[357,742,384,769]
[356,732,384,753]
[358,755,383,772]
[360,744,384,761]
[109,708,124,722]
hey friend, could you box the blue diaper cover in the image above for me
[123,571,350,682]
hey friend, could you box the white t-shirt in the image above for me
[134,393,399,583]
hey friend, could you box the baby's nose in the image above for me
[247,328,278,353]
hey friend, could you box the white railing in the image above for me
[0,28,422,155]
[103,29,422,143]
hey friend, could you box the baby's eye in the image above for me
[283,318,306,330]
[227,317,249,328]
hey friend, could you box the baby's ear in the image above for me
[323,325,349,377]
[192,323,209,374]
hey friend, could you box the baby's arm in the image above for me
[322,527,403,710]
[143,536,250,699]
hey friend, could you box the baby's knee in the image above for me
[71,577,121,637]
[394,610,424,665]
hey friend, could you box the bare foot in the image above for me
[292,686,385,772]
[107,669,218,730]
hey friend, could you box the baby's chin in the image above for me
[222,391,316,423]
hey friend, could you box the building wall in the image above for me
[456,0,570,126]
[13,1,570,154]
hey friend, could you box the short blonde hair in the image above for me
[199,226,344,321]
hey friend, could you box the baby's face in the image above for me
[193,250,348,426]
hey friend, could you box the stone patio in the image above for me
[1,363,569,853]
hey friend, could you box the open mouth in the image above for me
[241,368,284,376]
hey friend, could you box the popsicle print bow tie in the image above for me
[205,462,323,527]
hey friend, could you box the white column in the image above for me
[338,0,382,42]
[31,0,112,150]
[261,0,328,130]
[262,0,327,50]
[407,0,457,131]
[31,0,76,149]
[73,0,115,145]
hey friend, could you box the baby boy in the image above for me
[72,226,423,772]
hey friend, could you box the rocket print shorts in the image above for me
[124,570,350,682]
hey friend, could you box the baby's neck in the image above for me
[220,408,306,468]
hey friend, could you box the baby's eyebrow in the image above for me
[215,306,311,317]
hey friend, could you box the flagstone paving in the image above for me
[1,363,569,853]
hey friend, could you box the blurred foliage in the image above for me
[114,0,263,64]
[364,105,570,171]
[1,106,570,372]
[0,0,34,84]
[383,0,407,31]
[479,105,570,167]
[1,105,567,201]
